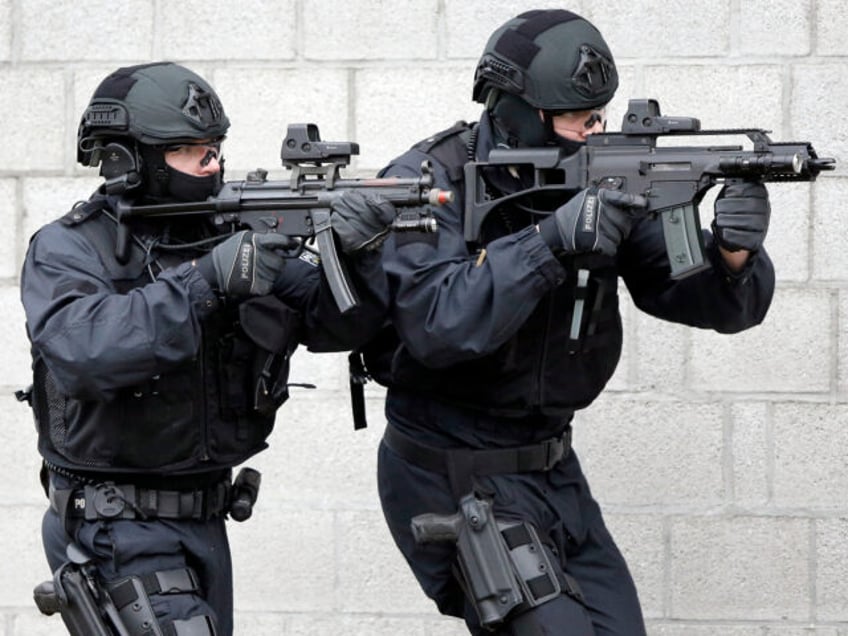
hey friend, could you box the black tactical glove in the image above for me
[538,186,648,258]
[712,181,770,252]
[330,191,397,254]
[196,230,292,297]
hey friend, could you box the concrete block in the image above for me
[841,293,848,397]
[605,286,632,392]
[730,403,769,509]
[0,179,17,278]
[0,69,65,172]
[303,0,438,61]
[353,66,481,171]
[0,286,34,391]
[587,0,730,58]
[689,288,831,393]
[737,0,811,56]
[19,0,153,61]
[574,398,725,507]
[649,624,762,636]
[603,513,666,618]
[159,1,296,61]
[337,510,436,614]
[812,177,848,281]
[443,0,574,59]
[288,615,431,636]
[233,612,288,635]
[10,610,66,636]
[230,508,335,611]
[791,65,848,176]
[642,65,784,135]
[767,183,811,283]
[424,616,470,635]
[0,396,44,505]
[212,68,350,177]
[0,505,52,606]
[0,0,9,62]
[773,404,848,510]
[816,0,848,56]
[670,515,810,620]
[245,394,383,510]
[21,177,103,243]
[631,311,689,395]
[764,628,841,636]
[816,517,848,621]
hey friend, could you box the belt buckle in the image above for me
[84,483,135,520]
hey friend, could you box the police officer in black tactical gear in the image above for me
[20,62,392,636]
[340,9,775,635]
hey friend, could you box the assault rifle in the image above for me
[465,98,835,278]
[114,124,451,313]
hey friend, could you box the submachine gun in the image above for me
[115,124,451,313]
[464,98,836,278]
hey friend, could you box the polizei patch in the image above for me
[581,193,598,233]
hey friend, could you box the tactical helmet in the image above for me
[473,10,618,112]
[78,62,230,168]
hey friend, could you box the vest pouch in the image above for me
[218,295,301,420]
[240,296,301,417]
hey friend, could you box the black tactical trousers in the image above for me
[377,427,646,635]
[42,474,234,635]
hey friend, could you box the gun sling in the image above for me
[382,424,571,497]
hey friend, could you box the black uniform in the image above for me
[22,194,386,635]
[369,113,775,634]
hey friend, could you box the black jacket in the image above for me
[369,113,774,439]
[22,194,386,476]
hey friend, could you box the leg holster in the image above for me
[412,493,562,629]
[34,543,217,636]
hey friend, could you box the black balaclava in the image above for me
[139,144,222,203]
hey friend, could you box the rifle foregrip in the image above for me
[410,512,462,544]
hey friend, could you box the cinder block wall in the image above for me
[0,1,845,634]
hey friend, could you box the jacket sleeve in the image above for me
[21,221,218,401]
[620,214,775,332]
[379,152,567,368]
[269,247,390,353]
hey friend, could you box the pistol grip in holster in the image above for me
[34,561,117,636]
[411,494,525,626]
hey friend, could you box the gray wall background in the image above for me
[0,0,846,634]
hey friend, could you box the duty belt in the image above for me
[49,480,230,523]
[382,424,572,498]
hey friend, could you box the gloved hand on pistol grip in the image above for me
[712,181,770,252]
[538,187,648,258]
[330,190,397,254]
[195,230,293,298]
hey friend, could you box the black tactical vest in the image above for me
[361,122,623,417]
[31,197,299,475]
